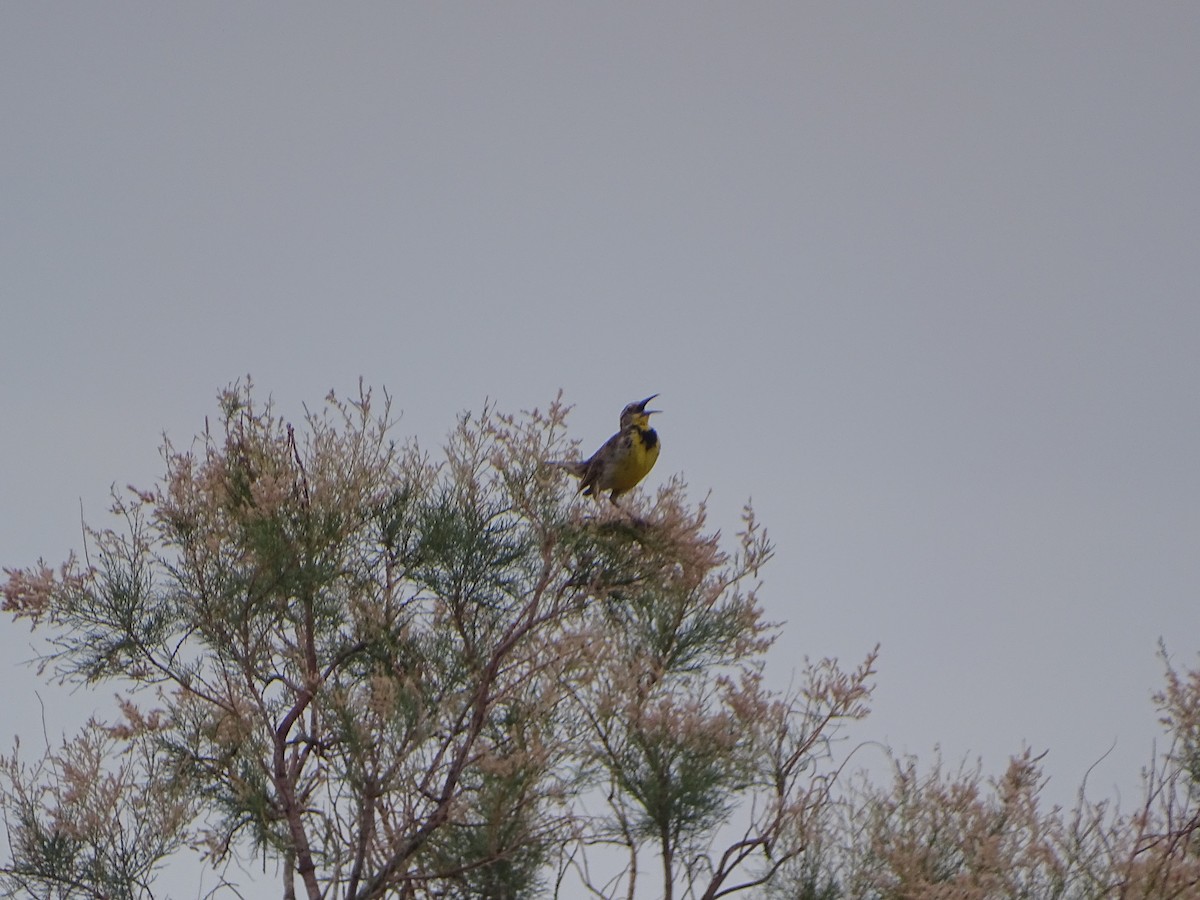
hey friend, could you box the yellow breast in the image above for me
[608,427,660,493]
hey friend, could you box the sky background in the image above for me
[3,0,1199,872]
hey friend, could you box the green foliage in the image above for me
[0,720,194,900]
[6,381,1200,899]
[1,381,878,899]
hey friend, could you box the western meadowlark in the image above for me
[550,395,661,503]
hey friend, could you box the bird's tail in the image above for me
[547,460,588,479]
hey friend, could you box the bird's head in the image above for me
[620,394,660,430]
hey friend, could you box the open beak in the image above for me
[638,394,661,415]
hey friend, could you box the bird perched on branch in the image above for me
[550,395,661,503]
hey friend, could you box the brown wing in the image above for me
[579,429,631,496]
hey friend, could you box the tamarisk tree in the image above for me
[1,382,875,899]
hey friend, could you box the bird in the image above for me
[550,395,662,503]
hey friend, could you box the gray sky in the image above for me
[3,0,1199,856]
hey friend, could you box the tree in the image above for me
[763,646,1200,900]
[1,381,876,899]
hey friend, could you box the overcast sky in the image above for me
[3,1,1199,864]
